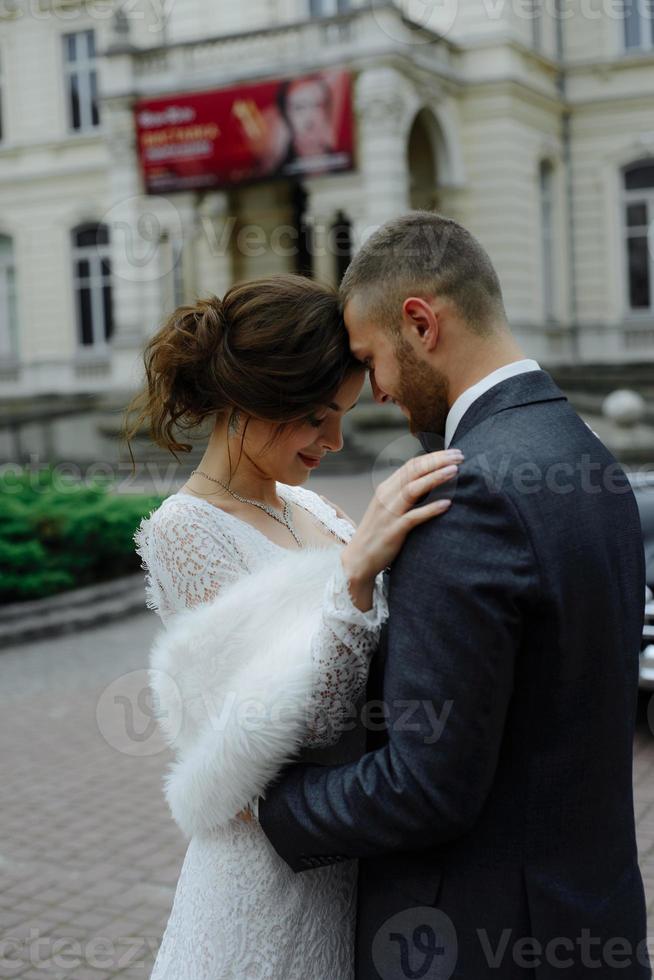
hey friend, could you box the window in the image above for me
[531,0,543,51]
[332,211,352,284]
[291,182,313,278]
[539,161,556,320]
[623,161,654,313]
[0,235,18,360]
[72,224,113,349]
[623,0,654,52]
[63,30,100,132]
[0,48,4,143]
[309,0,350,16]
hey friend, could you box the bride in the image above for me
[125,274,459,979]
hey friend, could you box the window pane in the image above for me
[540,162,555,319]
[65,33,76,63]
[69,73,81,130]
[531,0,543,49]
[103,284,113,341]
[76,259,90,280]
[100,257,111,277]
[7,263,17,356]
[74,225,107,248]
[332,213,352,283]
[90,71,100,127]
[625,162,654,190]
[77,287,94,345]
[626,202,648,227]
[86,30,95,59]
[310,0,339,14]
[627,236,651,309]
[624,0,642,48]
[0,267,9,358]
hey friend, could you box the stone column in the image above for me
[352,66,412,248]
[193,192,234,299]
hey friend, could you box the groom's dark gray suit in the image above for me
[259,369,649,979]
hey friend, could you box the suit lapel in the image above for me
[418,369,567,452]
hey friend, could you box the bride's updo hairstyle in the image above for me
[123,274,361,468]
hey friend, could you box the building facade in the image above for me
[0,0,653,406]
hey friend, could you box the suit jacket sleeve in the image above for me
[258,466,540,870]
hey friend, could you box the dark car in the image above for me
[632,476,654,689]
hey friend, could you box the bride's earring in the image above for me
[228,410,240,437]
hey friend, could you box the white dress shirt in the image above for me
[444,358,541,448]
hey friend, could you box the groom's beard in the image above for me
[394,335,450,437]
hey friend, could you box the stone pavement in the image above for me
[0,611,180,978]
[0,469,653,977]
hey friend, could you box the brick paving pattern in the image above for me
[1,513,653,977]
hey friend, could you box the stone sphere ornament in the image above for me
[602,389,646,428]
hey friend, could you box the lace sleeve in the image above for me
[276,484,389,749]
[304,558,388,747]
[133,498,248,622]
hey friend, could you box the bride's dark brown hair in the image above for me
[122,273,362,473]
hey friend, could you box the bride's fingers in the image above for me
[378,451,463,507]
[392,451,463,495]
[403,497,452,526]
[400,464,459,505]
[397,450,463,484]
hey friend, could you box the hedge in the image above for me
[0,468,164,603]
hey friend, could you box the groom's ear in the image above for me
[401,296,439,353]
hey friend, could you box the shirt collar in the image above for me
[443,359,541,448]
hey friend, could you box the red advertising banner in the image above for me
[135,69,355,194]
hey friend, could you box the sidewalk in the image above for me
[0,470,652,976]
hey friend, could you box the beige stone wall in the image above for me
[456,83,567,354]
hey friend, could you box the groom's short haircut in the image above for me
[340,211,507,335]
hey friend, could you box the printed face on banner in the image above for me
[135,70,355,194]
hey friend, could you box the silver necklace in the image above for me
[190,469,304,548]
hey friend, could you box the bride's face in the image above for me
[236,370,365,484]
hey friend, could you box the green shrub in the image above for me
[0,468,164,603]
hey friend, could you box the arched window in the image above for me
[539,160,556,321]
[623,161,654,313]
[72,224,114,349]
[0,234,18,360]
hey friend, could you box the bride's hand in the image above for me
[340,449,463,610]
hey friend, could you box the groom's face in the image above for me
[343,294,450,436]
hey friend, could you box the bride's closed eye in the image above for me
[308,415,327,429]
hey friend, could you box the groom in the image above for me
[257,212,650,978]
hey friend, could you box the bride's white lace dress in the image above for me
[134,484,388,979]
